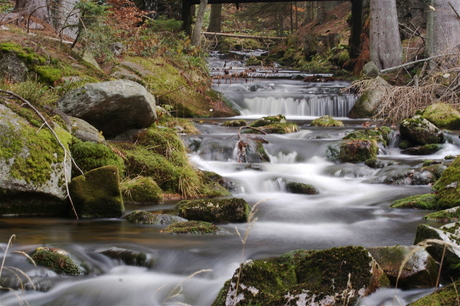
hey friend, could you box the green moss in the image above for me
[433,156,460,209]
[339,139,378,163]
[390,194,439,209]
[32,248,82,275]
[424,207,460,222]
[310,115,344,127]
[0,42,45,65]
[344,127,392,147]
[250,114,287,127]
[199,171,232,198]
[421,103,460,130]
[222,119,247,127]
[121,176,163,204]
[70,140,125,178]
[32,66,63,84]
[409,280,460,305]
[285,182,319,195]
[243,122,299,134]
[176,198,250,223]
[100,248,152,267]
[161,221,222,234]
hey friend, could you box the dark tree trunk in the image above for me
[207,3,222,33]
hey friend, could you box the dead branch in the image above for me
[0,89,83,219]
[380,53,458,73]
[449,2,460,20]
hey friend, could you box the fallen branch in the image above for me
[380,53,458,73]
[0,89,83,219]
[449,2,460,20]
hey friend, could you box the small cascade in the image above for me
[239,94,356,117]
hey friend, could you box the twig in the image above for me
[380,54,458,73]
[449,2,460,20]
[0,89,83,219]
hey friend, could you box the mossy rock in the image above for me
[126,210,186,225]
[32,247,83,275]
[285,181,319,195]
[400,115,444,146]
[310,115,344,127]
[390,194,439,209]
[421,103,460,130]
[433,155,460,209]
[99,247,153,267]
[250,114,287,127]
[424,206,460,223]
[121,176,163,204]
[160,220,224,234]
[69,165,124,218]
[339,139,378,163]
[344,126,393,147]
[199,171,232,198]
[409,279,460,305]
[222,119,247,127]
[176,198,250,223]
[367,246,438,289]
[213,246,390,305]
[401,144,442,155]
[70,139,125,178]
[242,122,299,134]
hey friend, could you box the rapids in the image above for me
[1,55,460,305]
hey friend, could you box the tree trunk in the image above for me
[191,0,208,46]
[369,0,403,69]
[317,2,326,24]
[426,0,460,57]
[207,3,222,33]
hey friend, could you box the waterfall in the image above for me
[239,94,356,117]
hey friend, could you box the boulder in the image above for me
[68,116,105,143]
[344,126,393,147]
[160,221,227,234]
[176,198,250,223]
[69,165,124,218]
[249,114,286,127]
[401,144,442,155]
[409,280,460,305]
[0,104,72,216]
[0,52,28,82]
[32,247,83,276]
[399,115,444,146]
[285,181,319,194]
[57,80,157,138]
[222,119,247,127]
[126,210,186,225]
[424,206,460,223]
[390,193,438,209]
[414,223,460,281]
[362,61,380,78]
[420,103,460,130]
[366,164,443,185]
[99,247,153,267]
[213,246,390,305]
[348,77,389,118]
[339,139,378,163]
[120,176,163,205]
[432,155,460,209]
[367,245,438,289]
[310,115,344,127]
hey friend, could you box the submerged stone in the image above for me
[99,247,153,267]
[161,220,225,234]
[285,181,319,194]
[126,210,186,225]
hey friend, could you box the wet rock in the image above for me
[344,126,393,147]
[99,247,153,267]
[222,119,247,127]
[176,198,250,223]
[161,220,226,234]
[310,115,344,127]
[200,171,232,198]
[424,206,460,223]
[362,61,380,78]
[32,247,83,276]
[399,115,444,146]
[433,155,460,209]
[420,103,460,130]
[366,164,443,186]
[390,193,438,209]
[409,279,460,305]
[213,246,390,305]
[126,210,186,225]
[339,139,378,163]
[57,80,157,138]
[69,165,124,218]
[121,176,163,205]
[401,144,442,155]
[349,77,389,119]
[414,223,460,281]
[250,114,286,127]
[285,181,319,194]
[367,245,438,289]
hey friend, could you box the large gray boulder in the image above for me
[0,104,71,216]
[57,80,157,138]
[349,76,389,119]
[399,115,444,146]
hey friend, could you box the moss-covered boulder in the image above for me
[68,116,105,143]
[0,103,72,216]
[401,144,443,155]
[176,198,250,223]
[32,247,83,276]
[160,220,225,234]
[339,139,378,163]
[120,176,163,205]
[344,126,393,147]
[199,171,232,198]
[285,181,319,194]
[310,115,344,127]
[420,103,460,130]
[367,246,438,289]
[99,247,153,267]
[390,194,438,209]
[126,210,186,225]
[250,114,286,127]
[433,155,460,209]
[399,115,444,146]
[213,246,390,305]
[366,164,444,186]
[414,223,460,281]
[424,206,460,223]
[243,122,299,134]
[348,77,389,119]
[222,119,247,127]
[409,279,460,305]
[69,165,124,218]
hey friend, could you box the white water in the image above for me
[2,62,460,305]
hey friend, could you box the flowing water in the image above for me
[1,55,460,305]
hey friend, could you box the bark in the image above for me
[369,0,403,69]
[426,0,460,57]
[207,3,222,33]
[14,0,51,23]
[191,0,208,46]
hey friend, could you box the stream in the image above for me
[1,53,460,305]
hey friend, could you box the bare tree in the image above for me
[191,0,207,46]
[369,0,403,69]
